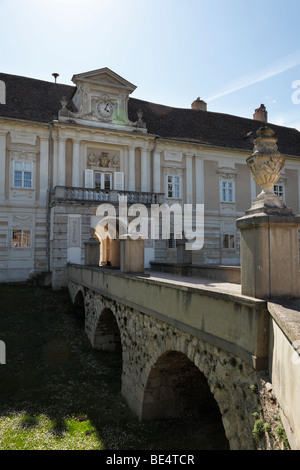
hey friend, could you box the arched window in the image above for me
[0,81,6,104]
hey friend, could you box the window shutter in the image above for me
[114,172,124,190]
[84,169,94,188]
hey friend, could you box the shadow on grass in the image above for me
[0,283,229,450]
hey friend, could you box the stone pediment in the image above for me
[58,67,146,133]
[71,67,136,94]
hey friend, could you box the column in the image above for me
[185,154,193,204]
[52,138,58,187]
[195,155,204,204]
[141,148,149,192]
[72,139,80,187]
[0,131,6,201]
[57,138,66,186]
[39,137,49,204]
[153,152,161,193]
[128,146,135,191]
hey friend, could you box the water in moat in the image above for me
[0,284,229,450]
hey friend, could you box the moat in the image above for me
[0,284,229,450]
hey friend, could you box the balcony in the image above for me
[50,186,165,206]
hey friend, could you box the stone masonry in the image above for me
[68,280,287,450]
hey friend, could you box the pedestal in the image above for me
[120,238,145,274]
[236,212,300,299]
[84,239,100,266]
[176,239,192,265]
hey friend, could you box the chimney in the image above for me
[191,97,207,111]
[253,104,267,123]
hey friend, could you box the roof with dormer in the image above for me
[0,71,300,157]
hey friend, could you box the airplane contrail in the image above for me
[207,50,300,102]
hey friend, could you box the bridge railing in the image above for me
[51,186,165,205]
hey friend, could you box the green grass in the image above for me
[0,283,229,450]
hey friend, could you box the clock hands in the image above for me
[97,101,113,117]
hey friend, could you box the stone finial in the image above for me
[58,96,70,118]
[132,109,146,129]
[246,127,291,214]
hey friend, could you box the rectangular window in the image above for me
[167,175,181,199]
[274,184,284,198]
[221,180,234,202]
[14,161,33,189]
[167,234,176,249]
[222,233,235,249]
[12,229,31,248]
[94,172,112,190]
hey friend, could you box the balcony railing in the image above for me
[51,186,165,205]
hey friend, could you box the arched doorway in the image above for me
[94,218,126,269]
[141,350,229,449]
[94,308,122,353]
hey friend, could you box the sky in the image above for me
[1,0,300,130]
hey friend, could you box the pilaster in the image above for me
[72,139,80,187]
[128,146,135,191]
[0,131,7,201]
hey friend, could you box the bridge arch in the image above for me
[141,350,221,422]
[93,307,122,353]
[137,335,253,449]
[72,288,85,327]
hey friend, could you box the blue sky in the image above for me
[1,0,300,129]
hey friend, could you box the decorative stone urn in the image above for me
[246,126,288,213]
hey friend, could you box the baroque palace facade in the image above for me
[1,67,300,288]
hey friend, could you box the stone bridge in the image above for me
[67,264,300,451]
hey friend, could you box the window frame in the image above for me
[94,171,112,190]
[11,229,31,248]
[13,161,33,189]
[220,179,235,203]
[222,233,235,250]
[274,183,285,200]
[167,174,182,199]
[167,234,177,250]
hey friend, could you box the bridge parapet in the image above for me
[68,264,269,371]
[268,301,300,450]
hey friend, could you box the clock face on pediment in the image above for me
[97,101,114,118]
[70,68,138,127]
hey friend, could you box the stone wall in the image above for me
[68,280,288,450]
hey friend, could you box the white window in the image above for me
[220,179,234,202]
[114,172,125,191]
[14,161,33,188]
[12,229,31,248]
[94,172,112,190]
[222,233,235,249]
[274,183,285,199]
[167,175,181,199]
